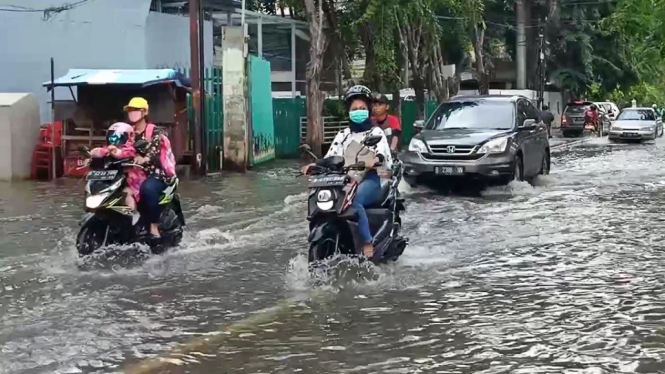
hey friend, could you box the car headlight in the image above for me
[86,192,110,209]
[408,138,427,153]
[317,189,332,202]
[641,126,655,131]
[611,126,622,131]
[317,201,334,211]
[478,136,510,154]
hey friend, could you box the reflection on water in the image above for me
[2,144,665,373]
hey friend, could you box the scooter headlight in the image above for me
[316,189,334,211]
[86,193,110,209]
[317,201,334,211]
[317,189,332,202]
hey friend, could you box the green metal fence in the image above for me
[179,67,224,173]
[269,98,440,156]
[273,98,306,157]
[249,56,276,165]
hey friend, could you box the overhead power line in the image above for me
[0,0,97,21]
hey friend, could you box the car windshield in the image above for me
[424,100,514,130]
[564,104,590,114]
[617,110,655,121]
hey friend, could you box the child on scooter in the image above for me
[90,122,145,224]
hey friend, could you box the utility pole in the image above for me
[198,0,207,175]
[537,19,545,109]
[189,0,203,176]
[516,0,527,89]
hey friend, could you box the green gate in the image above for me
[248,56,275,165]
[273,97,305,157]
[180,67,224,173]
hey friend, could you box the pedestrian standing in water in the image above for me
[540,104,555,139]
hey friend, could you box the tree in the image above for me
[303,0,327,156]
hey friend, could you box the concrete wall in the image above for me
[0,0,213,122]
[0,93,41,181]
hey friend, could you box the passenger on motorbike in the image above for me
[90,122,145,225]
[123,97,177,247]
[372,93,402,151]
[301,85,393,259]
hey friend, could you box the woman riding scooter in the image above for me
[301,85,393,259]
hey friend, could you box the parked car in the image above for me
[400,95,550,187]
[609,107,663,142]
[560,101,611,137]
[595,101,620,121]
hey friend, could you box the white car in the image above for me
[595,101,620,121]
[609,107,664,141]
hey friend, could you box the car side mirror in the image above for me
[520,119,537,128]
[363,135,383,147]
[413,120,425,129]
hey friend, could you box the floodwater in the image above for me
[2,137,665,373]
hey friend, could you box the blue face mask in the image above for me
[349,109,369,124]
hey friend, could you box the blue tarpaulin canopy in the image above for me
[43,69,191,89]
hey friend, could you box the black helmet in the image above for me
[590,104,597,110]
[344,85,372,109]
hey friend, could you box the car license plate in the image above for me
[86,170,118,181]
[623,132,639,137]
[435,166,464,175]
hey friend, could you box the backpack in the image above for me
[145,124,176,177]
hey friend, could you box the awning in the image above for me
[43,69,191,89]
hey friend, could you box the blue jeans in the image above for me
[351,173,381,244]
[139,177,168,225]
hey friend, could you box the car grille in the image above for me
[428,144,476,154]
[424,144,481,160]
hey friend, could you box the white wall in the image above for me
[0,93,41,181]
[0,0,213,121]
[145,12,214,69]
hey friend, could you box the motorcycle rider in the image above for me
[301,85,393,259]
[123,97,177,248]
[372,93,402,151]
[652,104,662,118]
[584,104,600,134]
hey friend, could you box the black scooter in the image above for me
[301,135,408,267]
[75,139,185,256]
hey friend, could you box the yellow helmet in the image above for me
[123,97,149,112]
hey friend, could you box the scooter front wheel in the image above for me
[76,224,108,256]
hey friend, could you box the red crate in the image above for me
[64,155,89,177]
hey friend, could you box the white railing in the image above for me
[300,117,348,144]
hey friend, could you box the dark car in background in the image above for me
[400,95,550,187]
[560,100,611,137]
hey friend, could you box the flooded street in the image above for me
[2,137,665,373]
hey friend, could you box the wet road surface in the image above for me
[2,137,665,373]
